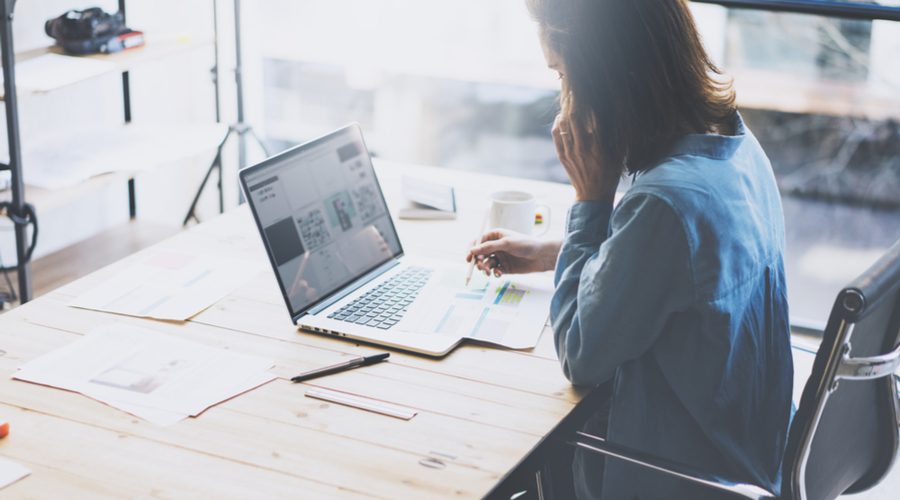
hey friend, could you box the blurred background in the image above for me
[1,0,898,328]
[252,0,900,329]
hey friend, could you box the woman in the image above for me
[466,1,793,498]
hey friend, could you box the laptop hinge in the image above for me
[299,259,401,320]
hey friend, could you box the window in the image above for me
[246,0,900,328]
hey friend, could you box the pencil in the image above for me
[465,211,490,286]
[465,255,477,287]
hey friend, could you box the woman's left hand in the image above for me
[552,114,620,202]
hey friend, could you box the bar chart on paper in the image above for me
[493,281,526,307]
[405,271,552,349]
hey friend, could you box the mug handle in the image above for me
[534,203,552,237]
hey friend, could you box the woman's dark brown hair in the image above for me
[526,0,736,173]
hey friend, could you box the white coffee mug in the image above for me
[489,191,551,236]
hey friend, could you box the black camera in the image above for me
[45,7,143,55]
[45,7,124,41]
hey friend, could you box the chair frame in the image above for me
[564,246,900,500]
[565,344,900,500]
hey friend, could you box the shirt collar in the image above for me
[667,112,746,161]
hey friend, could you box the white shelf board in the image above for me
[0,36,213,100]
[0,122,226,215]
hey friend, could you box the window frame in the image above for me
[691,0,900,21]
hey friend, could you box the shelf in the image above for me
[3,219,179,302]
[0,171,132,215]
[0,36,213,99]
[0,123,226,214]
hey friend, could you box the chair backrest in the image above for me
[782,239,900,500]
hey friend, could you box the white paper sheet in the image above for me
[107,370,275,426]
[0,456,31,490]
[13,325,276,425]
[69,250,263,321]
[399,267,554,349]
[0,53,114,94]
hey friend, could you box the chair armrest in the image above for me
[571,432,777,500]
[836,342,900,381]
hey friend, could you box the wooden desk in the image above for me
[0,161,585,498]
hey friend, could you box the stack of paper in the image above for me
[70,250,263,321]
[13,325,275,426]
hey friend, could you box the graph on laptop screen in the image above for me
[244,129,402,314]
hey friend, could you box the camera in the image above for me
[45,7,143,55]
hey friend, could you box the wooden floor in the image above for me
[5,221,179,304]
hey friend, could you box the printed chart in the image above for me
[401,269,552,349]
[492,281,527,307]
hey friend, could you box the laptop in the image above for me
[240,124,471,356]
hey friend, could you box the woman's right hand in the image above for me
[465,230,561,277]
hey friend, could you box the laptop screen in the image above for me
[241,124,403,318]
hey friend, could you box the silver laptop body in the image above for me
[240,124,462,357]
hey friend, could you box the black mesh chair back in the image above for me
[782,240,900,500]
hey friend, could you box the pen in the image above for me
[465,253,477,287]
[291,353,390,383]
[465,212,490,286]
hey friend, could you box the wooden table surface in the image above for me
[0,161,587,498]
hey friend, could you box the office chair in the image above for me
[567,239,900,500]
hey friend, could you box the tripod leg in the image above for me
[184,127,233,225]
[217,157,224,214]
[249,128,271,157]
[183,149,223,226]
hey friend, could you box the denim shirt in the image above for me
[552,114,793,499]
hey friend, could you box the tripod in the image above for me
[184,0,269,226]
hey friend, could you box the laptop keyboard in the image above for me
[327,266,432,330]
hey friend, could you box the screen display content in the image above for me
[244,127,402,315]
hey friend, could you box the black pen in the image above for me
[291,353,390,383]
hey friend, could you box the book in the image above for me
[397,176,456,220]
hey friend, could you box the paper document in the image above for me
[70,251,263,321]
[400,267,553,349]
[0,53,114,95]
[13,325,275,425]
[0,456,30,491]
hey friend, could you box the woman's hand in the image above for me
[465,229,561,278]
[552,113,620,202]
